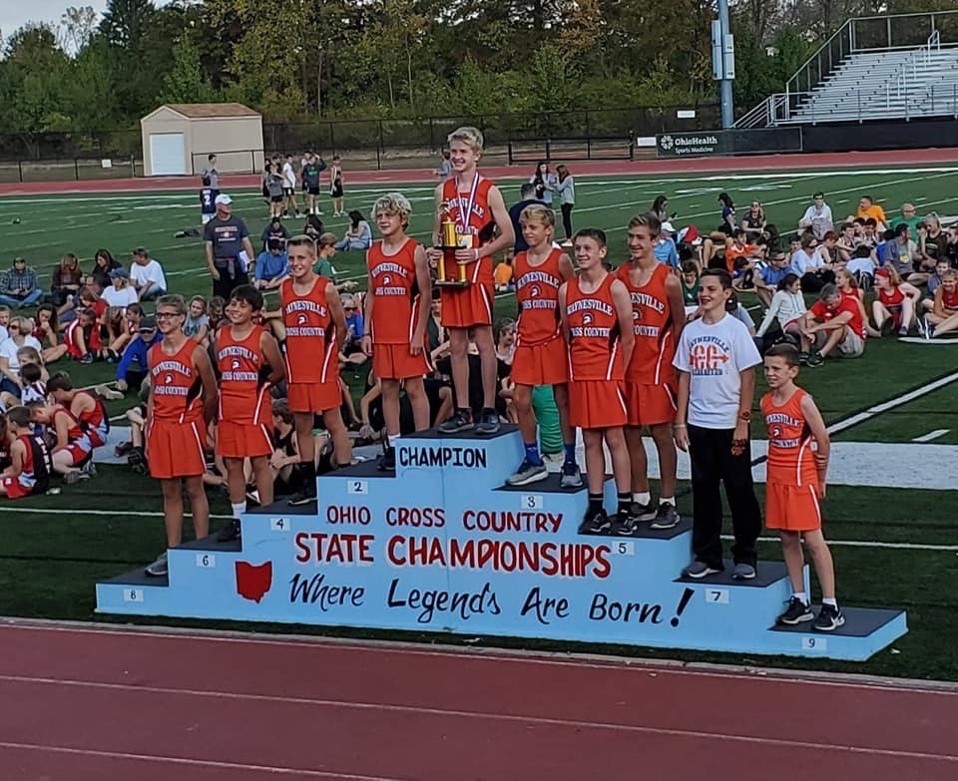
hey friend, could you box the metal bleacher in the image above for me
[736,11,958,128]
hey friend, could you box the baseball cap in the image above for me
[214,194,232,206]
[661,221,675,234]
[109,267,130,279]
[138,316,156,331]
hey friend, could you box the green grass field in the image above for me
[1,164,956,681]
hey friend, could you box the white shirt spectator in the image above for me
[791,249,823,276]
[130,259,167,294]
[282,161,296,189]
[673,313,761,429]
[799,203,833,240]
[102,285,139,308]
[0,335,42,372]
[756,290,807,337]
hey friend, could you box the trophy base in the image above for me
[435,279,471,288]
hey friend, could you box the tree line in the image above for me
[0,0,952,152]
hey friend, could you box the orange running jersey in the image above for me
[762,388,817,487]
[216,325,270,425]
[149,340,204,423]
[515,248,563,347]
[565,274,624,382]
[368,238,422,345]
[441,175,495,285]
[616,262,675,384]
[940,285,958,311]
[281,276,337,384]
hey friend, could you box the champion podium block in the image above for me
[96,425,907,661]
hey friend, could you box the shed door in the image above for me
[149,133,186,176]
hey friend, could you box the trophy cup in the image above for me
[435,201,470,288]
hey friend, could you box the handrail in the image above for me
[786,19,852,96]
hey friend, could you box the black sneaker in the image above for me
[649,501,680,530]
[812,604,845,632]
[378,446,396,472]
[438,409,474,434]
[776,596,814,626]
[578,508,611,535]
[475,409,500,436]
[629,500,657,524]
[805,351,824,368]
[798,352,810,366]
[217,519,241,543]
[559,461,583,489]
[288,486,316,506]
[613,509,638,536]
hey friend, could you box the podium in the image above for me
[96,426,906,661]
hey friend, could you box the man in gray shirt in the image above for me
[203,194,257,299]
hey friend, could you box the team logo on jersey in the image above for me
[382,275,392,286]
[231,358,241,370]
[164,374,173,385]
[529,285,540,298]
[633,309,642,321]
[582,312,594,325]
[297,313,309,325]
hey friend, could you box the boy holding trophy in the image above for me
[427,127,515,435]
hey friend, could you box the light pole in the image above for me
[714,0,735,128]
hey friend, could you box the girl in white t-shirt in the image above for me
[673,268,763,582]
[756,273,806,341]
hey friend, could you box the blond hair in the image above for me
[155,293,187,315]
[447,126,484,152]
[371,192,412,225]
[519,204,555,229]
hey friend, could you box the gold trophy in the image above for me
[435,201,470,288]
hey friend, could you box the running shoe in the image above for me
[649,501,680,530]
[776,596,814,626]
[506,459,548,486]
[559,461,583,489]
[438,409,474,434]
[813,604,846,632]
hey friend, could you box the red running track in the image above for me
[0,623,955,780]
[3,146,958,196]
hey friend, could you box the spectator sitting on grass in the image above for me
[799,283,866,366]
[679,260,700,308]
[64,308,101,364]
[335,211,372,252]
[115,315,160,394]
[872,267,920,337]
[798,192,833,240]
[756,273,806,345]
[254,238,289,290]
[340,294,367,367]
[919,214,948,270]
[88,249,121,291]
[494,253,514,292]
[791,235,835,293]
[922,268,958,339]
[885,223,927,286]
[836,268,879,338]
[0,257,42,309]
[926,258,951,297]
[890,203,921,234]
[853,195,888,232]
[0,318,42,398]
[51,253,84,308]
[101,268,138,309]
[32,304,65,364]
[654,223,680,269]
[130,248,168,301]
[742,201,767,244]
[754,251,796,307]
[261,216,290,252]
[313,232,338,277]
[184,296,210,344]
[0,306,10,341]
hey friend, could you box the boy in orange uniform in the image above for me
[427,126,515,435]
[762,343,843,631]
[145,294,218,577]
[361,193,432,471]
[616,213,685,531]
[506,204,579,488]
[281,235,351,505]
[215,285,286,541]
[560,228,635,533]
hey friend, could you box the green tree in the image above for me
[161,35,214,103]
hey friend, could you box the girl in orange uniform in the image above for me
[762,343,843,631]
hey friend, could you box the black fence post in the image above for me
[429,117,435,149]
[378,120,385,155]
[130,155,135,178]
[545,139,551,162]
[74,158,80,181]
[376,146,382,170]
[18,160,23,182]
[329,122,335,155]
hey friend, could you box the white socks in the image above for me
[231,501,247,519]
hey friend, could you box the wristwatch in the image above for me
[739,410,752,422]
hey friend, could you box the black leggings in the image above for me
[560,203,574,239]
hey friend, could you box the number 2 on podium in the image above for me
[348,480,369,495]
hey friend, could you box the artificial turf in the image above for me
[1,165,956,680]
